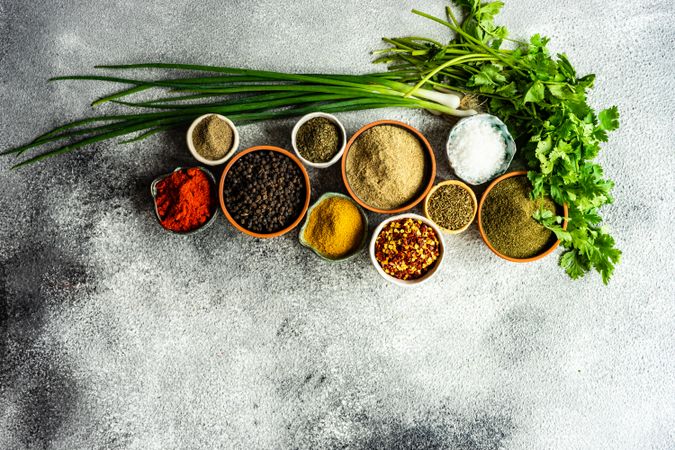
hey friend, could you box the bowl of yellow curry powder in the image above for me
[299,193,368,262]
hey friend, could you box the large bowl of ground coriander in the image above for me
[478,171,568,262]
[342,120,436,214]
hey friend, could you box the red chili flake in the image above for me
[374,218,440,280]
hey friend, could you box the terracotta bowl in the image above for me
[477,170,569,262]
[218,145,311,238]
[423,179,477,234]
[341,120,436,214]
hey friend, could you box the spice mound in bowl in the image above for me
[425,181,477,234]
[296,117,341,163]
[479,173,563,260]
[371,215,444,285]
[300,193,367,261]
[187,114,239,165]
[220,148,309,237]
[152,167,217,234]
[345,122,434,212]
[446,114,516,185]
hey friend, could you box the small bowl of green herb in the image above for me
[424,180,477,234]
[478,171,568,262]
[291,112,346,169]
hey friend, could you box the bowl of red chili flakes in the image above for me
[370,213,445,287]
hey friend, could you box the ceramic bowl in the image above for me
[446,113,516,185]
[187,113,240,166]
[341,120,437,214]
[423,179,477,234]
[291,112,347,169]
[218,145,311,239]
[298,192,368,262]
[150,166,219,235]
[477,170,569,262]
[369,213,445,287]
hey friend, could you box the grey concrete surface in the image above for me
[1,0,674,448]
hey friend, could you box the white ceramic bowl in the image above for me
[369,213,445,287]
[187,113,240,166]
[291,112,346,169]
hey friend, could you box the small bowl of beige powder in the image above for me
[187,113,239,166]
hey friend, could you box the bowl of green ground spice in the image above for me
[478,171,568,262]
[424,180,477,234]
[342,120,436,214]
[187,114,239,166]
[291,113,346,168]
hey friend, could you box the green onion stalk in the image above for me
[2,64,480,169]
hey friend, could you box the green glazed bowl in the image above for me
[298,192,369,262]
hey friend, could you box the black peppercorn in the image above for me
[223,151,306,234]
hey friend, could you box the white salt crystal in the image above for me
[447,115,510,185]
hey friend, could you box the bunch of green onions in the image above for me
[3,63,479,168]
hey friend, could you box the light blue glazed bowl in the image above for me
[446,113,516,185]
[298,192,368,262]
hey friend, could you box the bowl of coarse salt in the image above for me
[446,113,516,185]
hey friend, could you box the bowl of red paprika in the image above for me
[150,166,219,235]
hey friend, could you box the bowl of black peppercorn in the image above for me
[219,145,311,238]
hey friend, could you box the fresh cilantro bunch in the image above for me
[377,0,621,282]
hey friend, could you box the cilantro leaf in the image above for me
[524,80,545,103]
[598,106,620,131]
[560,250,589,279]
[468,64,507,88]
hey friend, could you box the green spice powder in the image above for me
[192,115,234,160]
[481,176,556,259]
[428,184,474,231]
[296,117,340,163]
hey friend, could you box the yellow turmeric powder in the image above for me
[303,196,365,259]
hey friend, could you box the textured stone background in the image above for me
[1,0,674,449]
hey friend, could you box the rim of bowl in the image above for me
[150,166,219,235]
[218,145,311,238]
[187,113,240,166]
[423,179,477,234]
[369,213,445,287]
[291,112,347,169]
[341,120,437,214]
[298,192,369,262]
[477,170,569,262]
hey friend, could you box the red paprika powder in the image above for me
[154,168,215,232]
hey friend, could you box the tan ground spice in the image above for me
[192,115,234,160]
[346,125,426,210]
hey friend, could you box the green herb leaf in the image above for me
[468,64,507,87]
[524,80,545,103]
[560,250,589,279]
[598,106,620,131]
